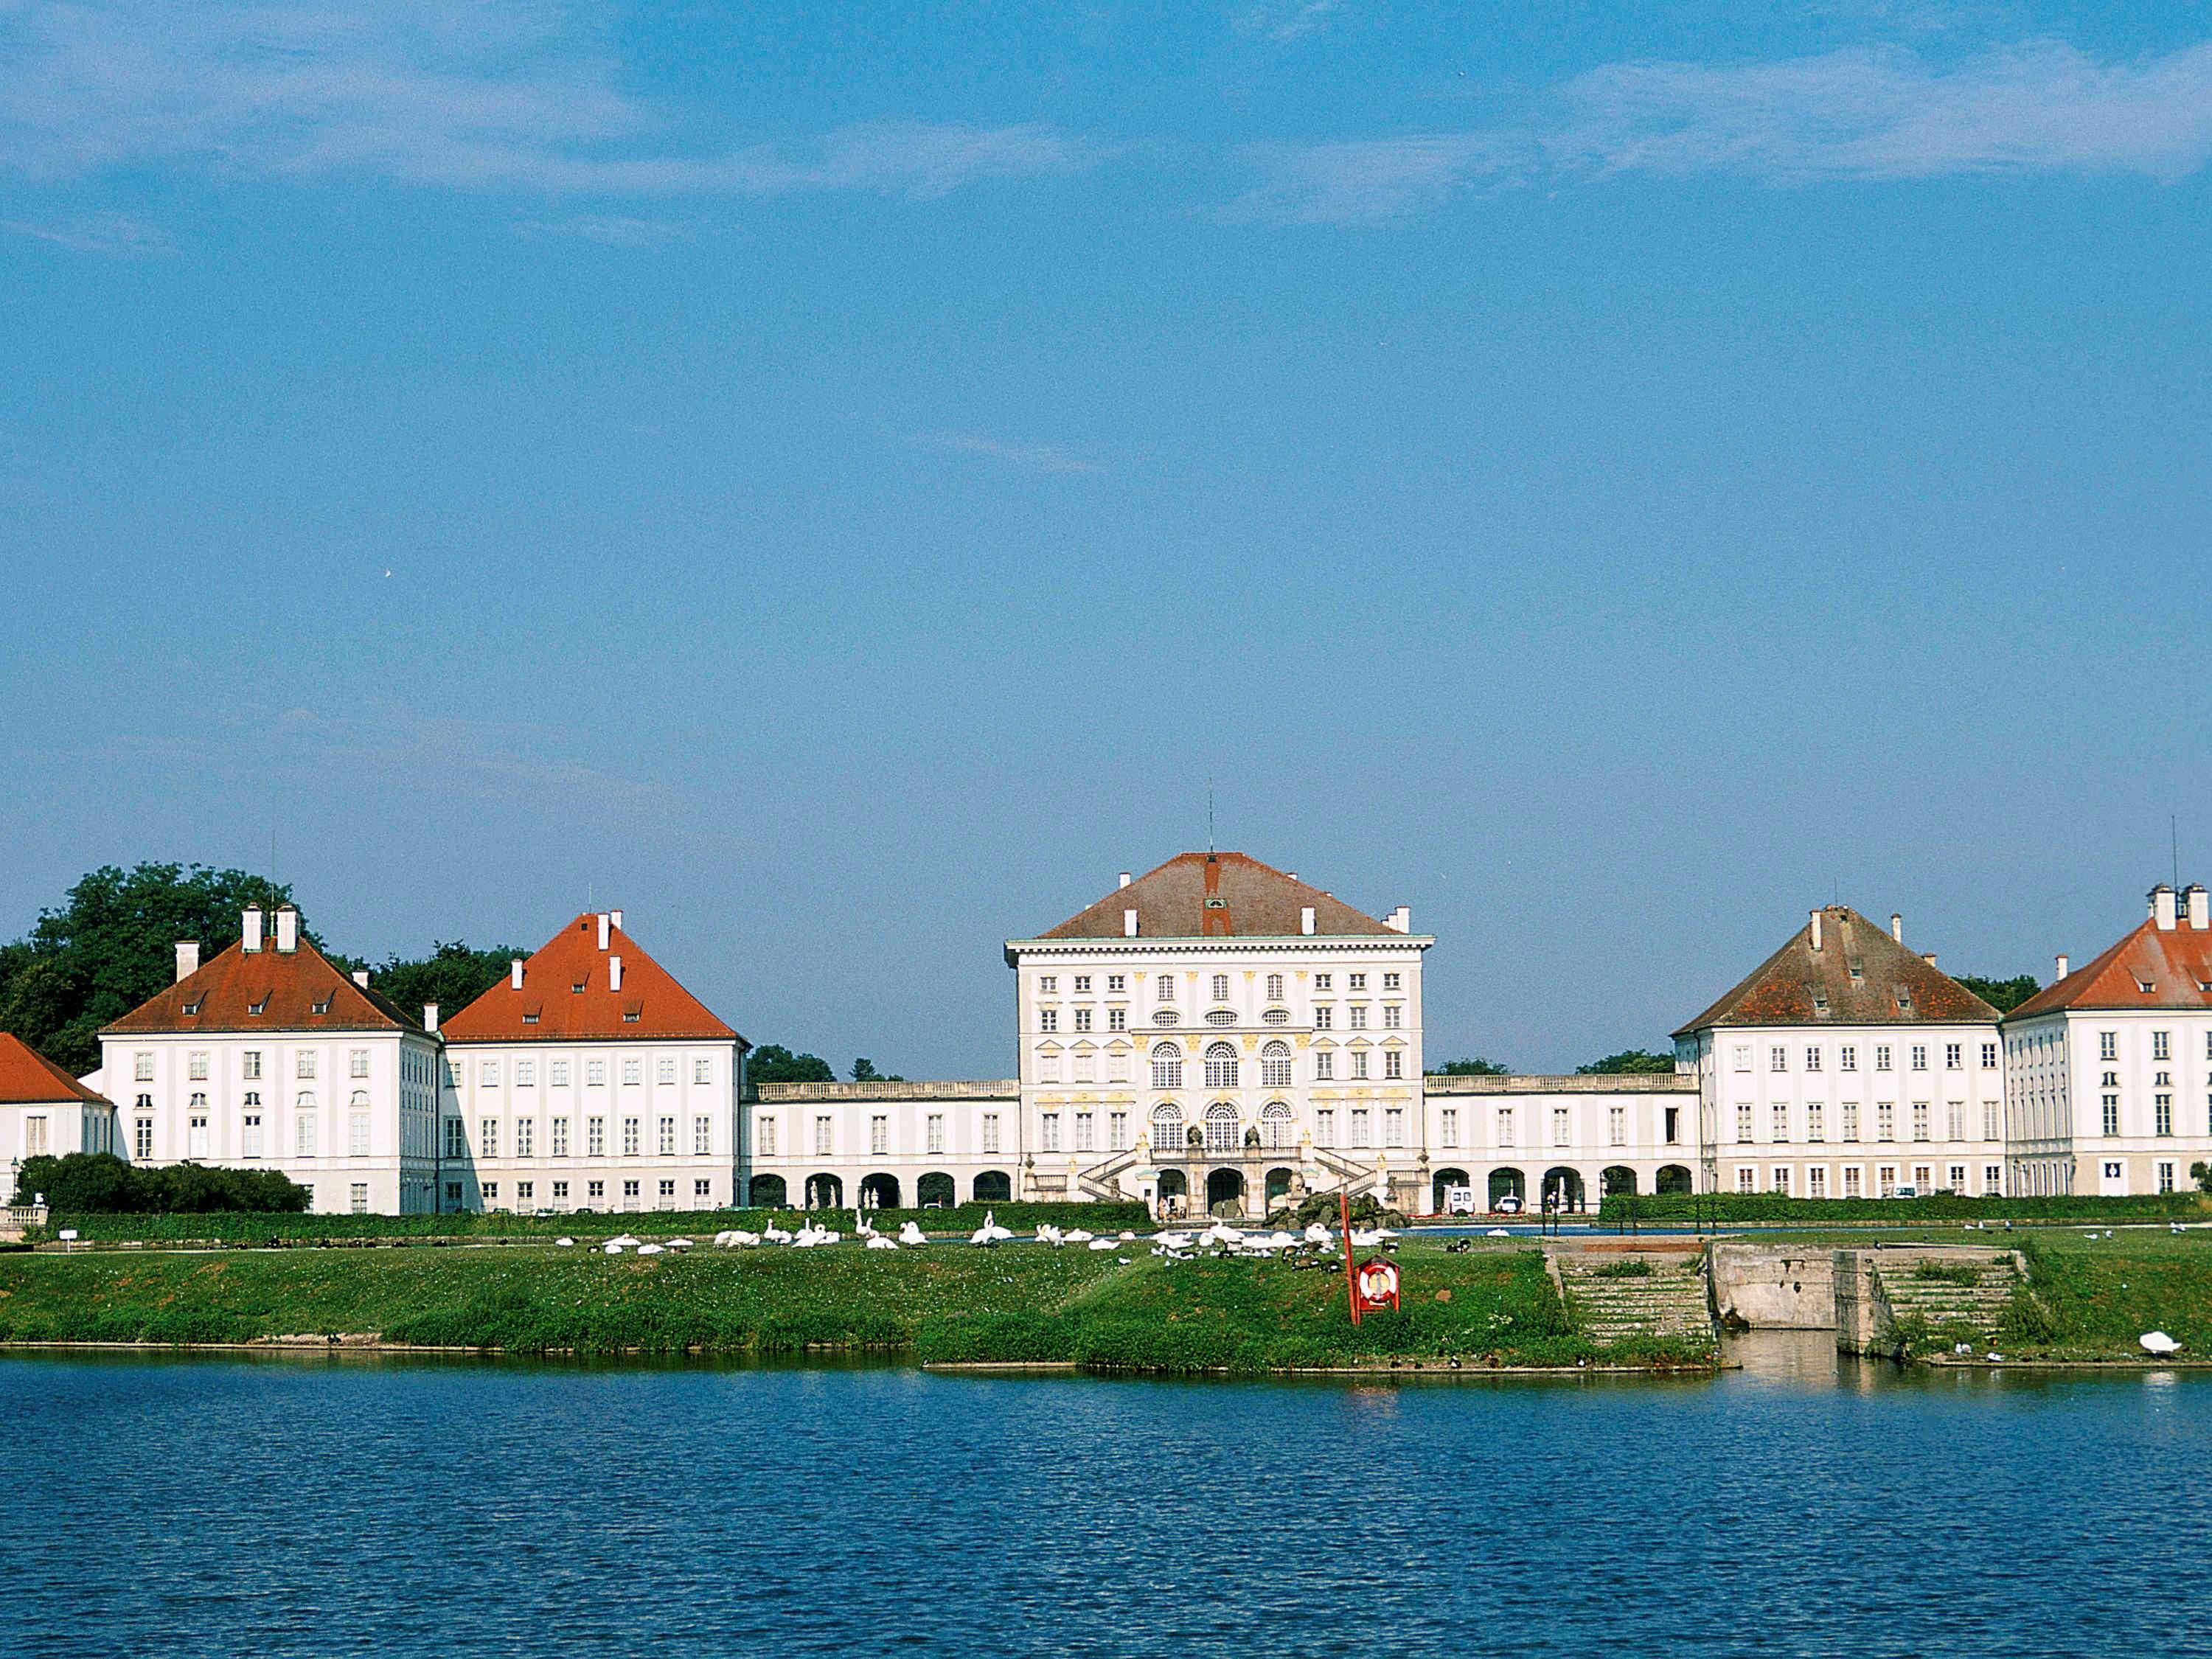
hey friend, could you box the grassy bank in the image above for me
[0,1242,1708,1371]
[1991,1233,2212,1361]
[36,1201,1150,1246]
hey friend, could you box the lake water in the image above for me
[4,1337,2208,1658]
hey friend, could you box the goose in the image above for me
[2140,1330,2181,1356]
[897,1221,929,1246]
[866,1233,901,1251]
[636,1242,665,1256]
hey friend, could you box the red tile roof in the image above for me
[0,1032,113,1107]
[439,914,744,1045]
[102,939,420,1035]
[1674,905,2000,1034]
[1029,852,1397,941]
[2008,917,2212,1018]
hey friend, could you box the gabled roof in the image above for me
[2009,917,2212,1019]
[102,939,420,1037]
[0,1032,114,1107]
[440,914,745,1046]
[1674,905,2000,1035]
[1025,852,1398,942]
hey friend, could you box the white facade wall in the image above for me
[97,1029,441,1214]
[1,1096,119,1201]
[1677,1023,2007,1200]
[440,1037,742,1214]
[1420,1075,1700,1208]
[2004,1010,2212,1197]
[1005,933,1431,1214]
[747,1082,1021,1209]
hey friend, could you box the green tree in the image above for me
[746,1044,835,1093]
[1956,974,2042,1014]
[1577,1048,1676,1075]
[1427,1057,1511,1076]
[2191,1161,2212,1197]
[0,863,300,1074]
[369,942,527,1024]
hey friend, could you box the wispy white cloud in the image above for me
[0,2,1102,199]
[0,209,175,255]
[1237,38,2212,221]
[1231,1,1349,46]
[908,432,1105,476]
[513,213,689,246]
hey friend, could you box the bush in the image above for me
[1910,1262,1981,1285]
[1591,1258,1654,1279]
[1601,1192,2208,1225]
[16,1152,309,1215]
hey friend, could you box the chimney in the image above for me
[597,912,611,950]
[174,942,200,983]
[609,954,624,992]
[423,1002,439,1033]
[1118,872,1131,889]
[243,904,264,953]
[1287,872,1298,883]
[1300,906,1316,936]
[2055,953,2070,981]
[1123,908,1138,938]
[2188,884,2209,930]
[1922,953,1937,967]
[610,908,622,933]
[1809,909,1823,951]
[1890,914,1902,943]
[274,904,298,954]
[2151,884,2178,931]
[352,969,370,989]
[1387,905,1411,933]
[509,958,524,990]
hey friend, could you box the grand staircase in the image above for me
[1556,1251,1718,1354]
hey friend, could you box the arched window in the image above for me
[296,1091,316,1110]
[1150,1102,1183,1144]
[1204,1043,1239,1090]
[1261,1100,1294,1150]
[1204,1102,1239,1152]
[350,1091,369,1108]
[1151,1043,1183,1090]
[1260,1040,1292,1088]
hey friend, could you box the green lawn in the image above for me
[0,1239,1708,1372]
[1998,1231,2212,1360]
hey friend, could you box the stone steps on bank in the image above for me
[1557,1254,1717,1350]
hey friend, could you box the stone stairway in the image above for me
[1556,1251,1717,1352]
[1873,1255,2021,1348]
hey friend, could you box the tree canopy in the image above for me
[747,1044,836,1091]
[851,1057,904,1082]
[368,942,528,1026]
[1955,974,2042,1015]
[0,863,300,1075]
[1427,1057,1511,1077]
[1577,1048,1677,1074]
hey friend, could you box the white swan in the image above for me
[1303,1223,1334,1246]
[1037,1224,1065,1247]
[866,1233,900,1251]
[602,1241,625,1255]
[762,1223,794,1245]
[730,1230,760,1247]
[555,1237,576,1248]
[897,1221,929,1246]
[636,1242,665,1256]
[1062,1228,1093,1243]
[1087,1237,1119,1251]
[667,1238,693,1250]
[2141,1330,2181,1356]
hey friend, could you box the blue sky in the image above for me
[4,1,2209,1076]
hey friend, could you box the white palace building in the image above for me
[45,855,2212,1217]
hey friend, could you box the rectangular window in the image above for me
[2101,1095,2120,1135]
[1911,1103,1930,1142]
[189,1113,209,1158]
[1383,1005,1402,1030]
[1877,1103,1895,1141]
[1910,1045,1927,1072]
[1110,1111,1128,1151]
[1384,1107,1405,1147]
[1663,1107,1680,1144]
[134,1051,154,1082]
[515,1180,533,1206]
[981,1114,1001,1154]
[1041,1113,1061,1153]
[926,1114,945,1155]
[2153,1030,2171,1062]
[1551,1107,1569,1147]
[1983,1102,2000,1141]
[1984,1165,2003,1195]
[445,1118,465,1158]
[1107,1009,1127,1032]
[810,1116,830,1156]
[517,1059,535,1087]
[2159,1161,2176,1194]
[1350,1051,1368,1080]
[1770,1046,1787,1073]
[135,1118,153,1158]
[1842,1104,1860,1142]
[1875,1045,1892,1072]
[1732,1044,1751,1073]
[622,1180,640,1211]
[869,1115,888,1155]
[1772,1104,1790,1142]
[1439,1107,1460,1147]
[1981,1042,1998,1069]
[1314,1051,1333,1079]
[480,1059,499,1086]
[1607,1106,1624,1147]
[1157,975,1175,1001]
[1840,1045,1857,1072]
[1496,1107,1514,1147]
[588,1117,605,1158]
[1805,1046,1822,1073]
[2098,1030,2118,1062]
[588,1180,604,1202]
[293,1054,317,1085]
[350,1183,368,1215]
[1946,1102,1964,1141]
[1736,1102,1754,1142]
[517,1118,535,1158]
[1347,973,1366,992]
[1772,1167,1791,1194]
[552,1117,569,1158]
[552,1060,571,1087]
[1036,1052,1060,1084]
[586,1060,605,1087]
[342,1048,366,1081]
[658,1116,675,1156]
[24,1115,49,1157]
[1349,1006,1368,1030]
[1039,1009,1058,1033]
[1807,1105,1824,1142]
[1383,972,1400,991]
[1879,1165,1898,1197]
[1075,1111,1095,1152]
[1808,1166,1828,1197]
[1384,1051,1403,1079]
[481,1119,498,1159]
[1315,1108,1335,1147]
[243,1051,262,1080]
[1107,1049,1128,1082]
[1736,1166,1756,1194]
[757,1117,775,1157]
[349,1110,369,1157]
[2156,1094,2173,1136]
[1073,1008,1092,1032]
[1948,1164,1966,1192]
[623,1059,642,1087]
[694,1116,712,1155]
[622,1118,640,1156]
[1349,1109,1371,1148]
[694,1058,712,1085]
[1314,1007,1332,1030]
[1843,1166,1862,1197]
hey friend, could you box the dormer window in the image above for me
[1846,960,1863,981]
[1809,987,1829,1013]
[522,1012,539,1025]
[311,997,332,1015]
[572,981,587,994]
[2136,977,2156,994]
[181,1000,202,1016]
[622,1010,641,1023]
[1895,988,1913,1012]
[248,997,268,1016]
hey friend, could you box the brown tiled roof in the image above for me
[102,938,420,1036]
[1029,852,1396,941]
[2008,917,2212,1018]
[1674,905,2000,1035]
[440,914,744,1046]
[0,1032,114,1107]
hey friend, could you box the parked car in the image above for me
[1493,1194,1523,1214]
